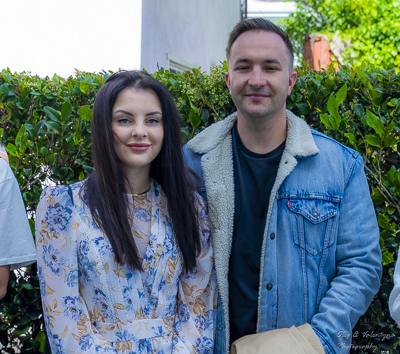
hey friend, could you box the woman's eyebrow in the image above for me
[113,109,133,116]
[145,111,162,116]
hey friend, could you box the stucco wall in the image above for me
[141,0,241,73]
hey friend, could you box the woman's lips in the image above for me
[127,143,150,151]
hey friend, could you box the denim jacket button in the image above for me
[312,211,319,217]
[266,283,273,290]
[270,233,275,240]
[219,325,224,331]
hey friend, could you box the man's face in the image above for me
[225,30,297,123]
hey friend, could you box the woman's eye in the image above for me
[147,118,160,124]
[118,118,130,124]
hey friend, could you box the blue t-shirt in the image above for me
[229,122,285,344]
[0,157,36,269]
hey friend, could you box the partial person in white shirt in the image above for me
[0,141,36,299]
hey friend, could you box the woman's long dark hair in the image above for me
[84,70,201,272]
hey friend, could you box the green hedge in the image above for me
[0,64,399,353]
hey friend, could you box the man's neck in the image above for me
[236,112,287,154]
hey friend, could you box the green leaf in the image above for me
[378,214,390,230]
[181,126,190,137]
[21,283,33,290]
[327,94,338,117]
[366,110,384,138]
[35,330,46,352]
[22,96,30,110]
[80,81,90,94]
[0,83,9,97]
[345,133,356,146]
[83,165,94,174]
[320,113,333,130]
[79,170,85,181]
[330,114,341,130]
[200,109,210,123]
[169,78,179,87]
[52,73,60,85]
[15,124,26,148]
[387,166,397,186]
[365,134,382,148]
[61,101,73,121]
[1,71,11,83]
[354,103,365,117]
[15,316,31,326]
[28,218,35,236]
[383,134,397,148]
[44,106,61,123]
[382,249,394,266]
[12,323,31,336]
[188,109,200,127]
[60,167,69,178]
[79,106,92,121]
[385,121,396,134]
[5,143,18,157]
[222,60,228,72]
[336,84,347,105]
[296,102,310,115]
[44,120,61,132]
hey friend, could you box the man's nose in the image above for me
[248,68,267,88]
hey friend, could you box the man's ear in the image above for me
[287,71,297,96]
[225,72,231,94]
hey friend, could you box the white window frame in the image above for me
[167,54,193,73]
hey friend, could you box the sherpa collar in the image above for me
[187,109,319,158]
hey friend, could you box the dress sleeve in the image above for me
[176,195,217,353]
[35,186,117,353]
[389,254,400,326]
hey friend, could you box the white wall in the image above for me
[141,0,241,73]
[0,0,142,78]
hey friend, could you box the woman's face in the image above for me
[111,88,164,177]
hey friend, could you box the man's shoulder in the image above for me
[185,112,237,154]
[310,129,360,160]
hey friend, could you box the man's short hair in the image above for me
[226,18,294,70]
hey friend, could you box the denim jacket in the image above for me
[183,111,382,354]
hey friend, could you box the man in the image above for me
[183,18,382,353]
[0,142,36,299]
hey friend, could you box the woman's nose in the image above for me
[132,122,147,137]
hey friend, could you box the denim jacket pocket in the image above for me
[289,198,339,256]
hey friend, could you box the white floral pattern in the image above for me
[36,180,216,353]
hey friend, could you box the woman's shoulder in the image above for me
[39,181,85,206]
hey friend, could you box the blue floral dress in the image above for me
[36,180,216,353]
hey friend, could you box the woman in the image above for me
[36,71,216,353]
